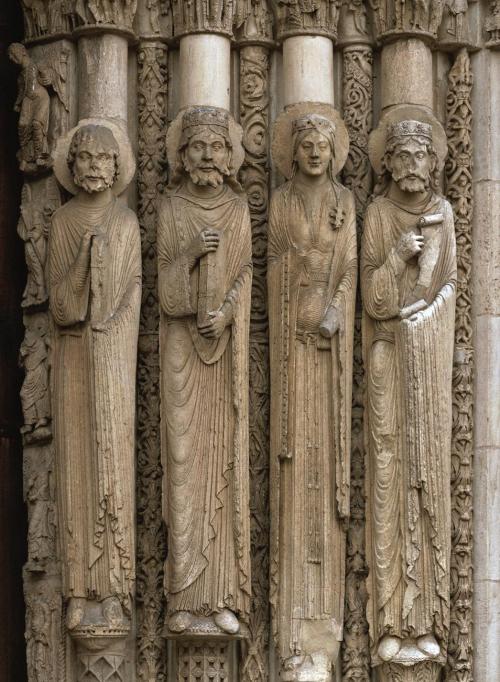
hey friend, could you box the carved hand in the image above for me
[198,308,228,340]
[396,231,424,262]
[79,227,101,253]
[188,229,220,262]
[319,305,342,338]
[400,298,428,320]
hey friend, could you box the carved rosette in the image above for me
[238,43,272,682]
[272,0,341,41]
[341,44,372,682]
[172,0,235,38]
[136,40,169,682]
[444,48,474,682]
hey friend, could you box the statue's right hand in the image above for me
[395,231,424,262]
[188,229,220,260]
[80,227,101,249]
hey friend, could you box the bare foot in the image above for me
[168,611,193,633]
[417,634,440,658]
[378,635,402,661]
[214,608,240,634]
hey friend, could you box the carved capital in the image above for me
[235,0,275,45]
[171,0,235,38]
[271,0,341,41]
[73,0,137,34]
[370,0,444,45]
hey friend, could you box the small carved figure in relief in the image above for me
[486,0,500,44]
[75,0,137,27]
[268,104,356,681]
[9,43,50,173]
[26,597,52,682]
[19,313,52,445]
[362,116,456,677]
[49,120,140,635]
[441,0,468,40]
[275,0,341,37]
[159,106,252,637]
[26,465,55,571]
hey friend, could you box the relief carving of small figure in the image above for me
[26,465,55,571]
[362,116,456,678]
[49,120,140,636]
[26,597,52,682]
[268,104,357,681]
[159,106,252,637]
[19,313,52,445]
[9,43,50,173]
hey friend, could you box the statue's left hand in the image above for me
[198,310,227,339]
[319,306,342,338]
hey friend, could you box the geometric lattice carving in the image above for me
[77,654,125,682]
[177,643,230,681]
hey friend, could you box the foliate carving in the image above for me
[444,48,473,682]
[74,0,137,29]
[369,0,444,42]
[21,0,77,41]
[234,0,274,42]
[272,0,341,40]
[269,104,356,681]
[136,41,168,681]
[239,45,271,682]
[363,115,456,681]
[341,44,372,682]
[49,120,140,654]
[177,642,232,680]
[159,107,252,636]
[485,0,500,46]
[171,0,235,37]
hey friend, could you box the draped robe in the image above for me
[158,183,252,619]
[361,192,456,660]
[268,179,357,663]
[49,195,141,607]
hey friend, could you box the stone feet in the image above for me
[168,610,193,633]
[377,633,442,666]
[164,608,246,639]
[214,608,240,634]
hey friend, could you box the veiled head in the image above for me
[67,124,120,194]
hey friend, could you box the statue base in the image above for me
[377,660,442,682]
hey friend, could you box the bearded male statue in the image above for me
[158,106,252,637]
[49,121,140,642]
[361,118,456,681]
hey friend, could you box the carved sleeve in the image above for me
[48,214,90,327]
[361,203,403,320]
[157,198,196,318]
[221,209,253,322]
[329,190,358,312]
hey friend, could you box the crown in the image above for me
[182,106,229,131]
[387,120,432,142]
[292,114,335,135]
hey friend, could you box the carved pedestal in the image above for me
[378,661,441,682]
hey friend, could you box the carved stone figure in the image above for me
[268,104,357,681]
[362,115,456,682]
[368,0,444,39]
[9,43,50,173]
[49,120,140,645]
[273,0,341,39]
[75,0,137,28]
[19,313,52,445]
[159,106,252,637]
[171,0,234,35]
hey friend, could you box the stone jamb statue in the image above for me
[158,105,252,639]
[49,119,141,668]
[268,103,357,682]
[362,110,456,682]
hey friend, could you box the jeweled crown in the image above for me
[182,107,229,131]
[387,120,432,142]
[292,114,335,135]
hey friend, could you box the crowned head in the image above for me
[291,114,336,180]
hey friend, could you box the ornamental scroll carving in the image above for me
[136,40,169,682]
[159,106,252,640]
[49,120,140,679]
[269,104,356,682]
[444,48,473,682]
[239,43,272,682]
[362,114,456,682]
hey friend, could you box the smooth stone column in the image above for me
[179,34,231,110]
[381,38,433,111]
[471,47,500,682]
[78,33,129,122]
[283,35,334,106]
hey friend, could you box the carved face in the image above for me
[72,136,117,194]
[294,131,332,178]
[386,139,434,193]
[182,128,230,188]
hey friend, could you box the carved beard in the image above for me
[184,159,229,188]
[73,171,114,194]
[392,169,429,193]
